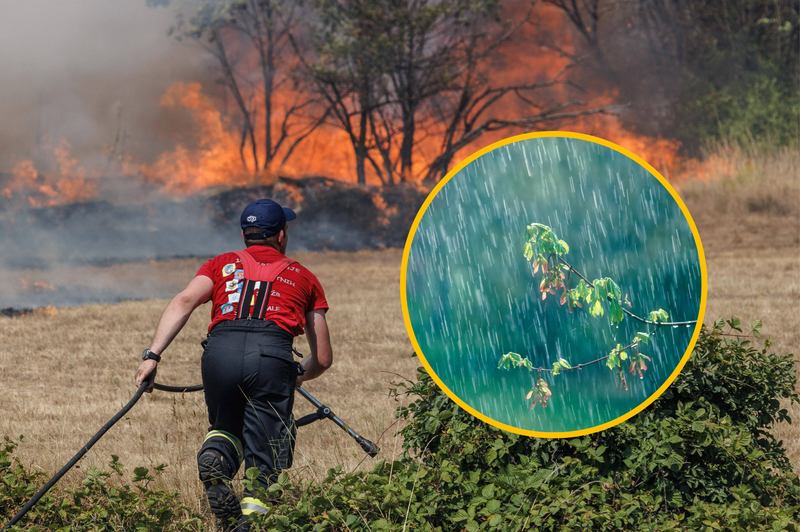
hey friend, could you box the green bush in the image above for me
[252,318,800,531]
[0,438,203,531]
[3,318,797,530]
[678,74,800,149]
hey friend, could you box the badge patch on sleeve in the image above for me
[221,303,234,315]
[222,263,236,276]
[234,269,244,280]
[225,280,238,292]
[228,293,240,303]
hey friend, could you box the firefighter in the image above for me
[134,199,332,531]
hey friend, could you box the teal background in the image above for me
[405,137,703,433]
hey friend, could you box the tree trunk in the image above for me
[399,109,415,183]
[263,3,274,169]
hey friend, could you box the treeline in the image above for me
[166,0,799,184]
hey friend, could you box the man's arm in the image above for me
[134,275,214,391]
[297,309,332,385]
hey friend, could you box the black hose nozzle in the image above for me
[356,436,379,457]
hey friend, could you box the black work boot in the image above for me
[198,449,242,529]
[234,514,252,532]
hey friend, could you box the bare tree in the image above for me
[172,0,325,177]
[292,0,395,185]
[297,0,607,185]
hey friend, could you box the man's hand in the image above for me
[134,359,158,393]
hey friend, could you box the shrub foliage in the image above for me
[252,318,799,531]
[2,318,798,531]
[0,441,202,531]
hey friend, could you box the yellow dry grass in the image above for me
[679,140,800,465]
[0,140,797,527]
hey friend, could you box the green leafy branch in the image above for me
[501,223,698,408]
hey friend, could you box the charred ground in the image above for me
[0,176,427,268]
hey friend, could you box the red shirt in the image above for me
[196,246,328,336]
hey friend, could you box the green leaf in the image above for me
[558,358,571,369]
[594,280,608,301]
[609,298,624,325]
[575,279,590,300]
[635,332,650,344]
[590,300,604,317]
[607,278,622,299]
[133,467,149,482]
[648,309,669,323]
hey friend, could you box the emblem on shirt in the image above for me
[222,263,236,276]
[220,303,234,315]
[225,280,238,292]
[227,293,240,303]
[234,269,244,280]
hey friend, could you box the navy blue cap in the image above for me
[241,199,297,238]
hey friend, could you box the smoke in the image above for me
[0,0,707,309]
[0,0,214,169]
[0,177,427,309]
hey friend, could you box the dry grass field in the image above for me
[0,140,798,527]
[678,141,800,465]
[0,249,418,525]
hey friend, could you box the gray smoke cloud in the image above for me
[0,0,214,168]
[0,1,235,309]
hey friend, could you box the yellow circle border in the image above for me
[400,131,708,438]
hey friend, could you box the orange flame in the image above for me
[20,277,57,293]
[2,138,97,208]
[132,5,692,194]
[142,81,357,192]
[2,4,717,204]
[141,82,256,193]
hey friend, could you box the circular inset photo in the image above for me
[401,132,706,437]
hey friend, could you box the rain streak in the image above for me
[405,137,703,433]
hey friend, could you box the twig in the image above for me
[555,256,697,327]
[518,333,655,373]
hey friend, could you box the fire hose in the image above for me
[1,378,379,531]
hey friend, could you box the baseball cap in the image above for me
[240,199,297,238]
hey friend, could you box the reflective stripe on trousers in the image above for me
[240,496,268,515]
[204,429,244,462]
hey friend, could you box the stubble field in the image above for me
[0,142,798,527]
[0,249,419,522]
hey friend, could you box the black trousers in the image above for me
[200,320,299,491]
